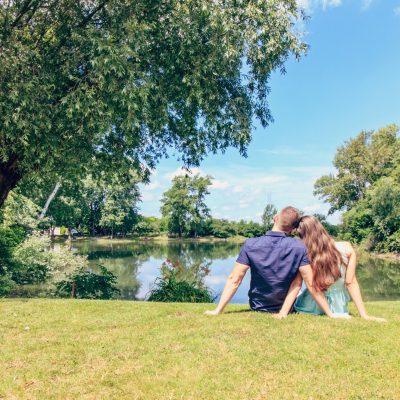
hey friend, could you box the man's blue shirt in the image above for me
[236,231,309,313]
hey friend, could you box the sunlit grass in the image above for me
[1,299,399,399]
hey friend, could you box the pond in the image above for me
[68,238,400,303]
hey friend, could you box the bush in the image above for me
[210,219,237,238]
[385,231,400,253]
[147,259,214,303]
[0,225,27,295]
[0,274,16,296]
[12,234,88,284]
[55,266,120,299]
[341,208,373,244]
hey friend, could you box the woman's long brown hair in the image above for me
[297,216,344,291]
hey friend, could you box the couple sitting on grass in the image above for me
[206,206,385,321]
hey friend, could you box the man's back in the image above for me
[237,231,309,312]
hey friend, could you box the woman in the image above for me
[280,216,385,320]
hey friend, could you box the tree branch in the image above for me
[78,0,110,28]
[11,0,35,28]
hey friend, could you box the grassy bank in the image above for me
[1,300,399,399]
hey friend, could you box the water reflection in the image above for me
[72,239,400,303]
[72,239,245,301]
[356,254,400,300]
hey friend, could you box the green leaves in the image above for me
[161,174,212,237]
[0,0,306,206]
[318,124,400,252]
[315,124,400,214]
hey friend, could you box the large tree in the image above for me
[45,171,140,237]
[161,174,212,237]
[314,124,400,214]
[0,0,306,207]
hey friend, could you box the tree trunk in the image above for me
[0,156,22,208]
[90,203,96,236]
[67,227,72,250]
[38,181,61,220]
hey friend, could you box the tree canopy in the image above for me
[314,124,400,252]
[0,0,306,207]
[314,124,400,214]
[161,174,212,237]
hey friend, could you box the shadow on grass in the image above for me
[224,309,252,314]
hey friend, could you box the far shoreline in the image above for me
[53,235,400,260]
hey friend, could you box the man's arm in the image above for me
[205,262,249,315]
[299,264,350,318]
[274,272,302,319]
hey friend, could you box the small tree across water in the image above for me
[55,266,120,300]
[147,259,214,303]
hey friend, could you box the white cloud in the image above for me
[142,180,161,191]
[233,185,244,193]
[139,161,336,223]
[297,0,342,11]
[166,167,204,180]
[259,175,288,185]
[361,0,374,10]
[211,179,230,190]
[395,6,400,16]
[239,200,250,209]
[141,192,156,202]
[303,203,324,213]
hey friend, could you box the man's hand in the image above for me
[204,309,220,316]
[272,313,287,320]
[362,315,387,322]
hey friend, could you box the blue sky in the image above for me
[139,0,400,223]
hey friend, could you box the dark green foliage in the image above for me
[210,219,237,238]
[235,219,265,238]
[0,225,26,295]
[0,274,16,296]
[132,216,167,237]
[55,266,120,300]
[147,259,214,303]
[385,231,400,253]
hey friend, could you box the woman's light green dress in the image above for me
[294,242,350,316]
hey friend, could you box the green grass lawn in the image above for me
[1,300,399,400]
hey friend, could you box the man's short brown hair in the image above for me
[278,206,302,232]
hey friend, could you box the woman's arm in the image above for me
[344,242,386,322]
[274,272,302,319]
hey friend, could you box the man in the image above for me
[205,206,341,318]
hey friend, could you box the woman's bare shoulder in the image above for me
[335,241,355,253]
